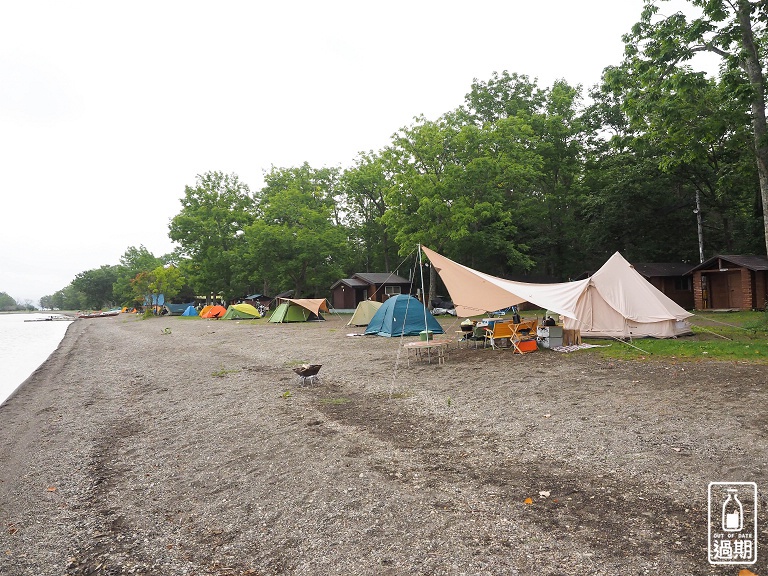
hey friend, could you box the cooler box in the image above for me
[419,330,433,341]
[537,326,563,349]
[516,339,538,353]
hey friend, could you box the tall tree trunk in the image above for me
[382,231,391,272]
[428,263,438,310]
[737,0,768,254]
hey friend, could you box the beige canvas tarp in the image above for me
[285,298,329,317]
[422,246,693,338]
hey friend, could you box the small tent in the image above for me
[364,294,444,337]
[181,305,198,316]
[164,302,194,316]
[269,298,329,323]
[421,246,692,339]
[222,303,261,320]
[347,300,382,326]
[200,305,227,319]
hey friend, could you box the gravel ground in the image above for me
[0,312,766,575]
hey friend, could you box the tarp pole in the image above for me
[418,244,428,331]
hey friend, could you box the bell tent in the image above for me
[222,303,262,320]
[269,298,329,323]
[347,300,383,326]
[364,294,444,337]
[421,246,692,339]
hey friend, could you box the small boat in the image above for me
[76,310,120,319]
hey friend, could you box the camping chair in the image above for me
[511,319,539,354]
[482,320,515,349]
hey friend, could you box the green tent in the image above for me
[222,303,261,320]
[269,298,328,323]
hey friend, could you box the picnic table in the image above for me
[404,339,449,365]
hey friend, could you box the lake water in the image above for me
[0,313,73,406]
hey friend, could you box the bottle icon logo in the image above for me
[722,489,743,532]
[708,482,757,565]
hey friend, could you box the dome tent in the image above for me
[347,300,382,326]
[222,303,261,319]
[364,294,444,337]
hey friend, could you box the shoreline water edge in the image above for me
[1,313,766,575]
[0,313,74,406]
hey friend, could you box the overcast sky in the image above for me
[2,0,678,305]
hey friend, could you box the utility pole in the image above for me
[694,189,704,263]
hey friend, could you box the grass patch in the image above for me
[319,397,351,405]
[581,310,768,363]
[212,368,241,378]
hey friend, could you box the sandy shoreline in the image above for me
[0,313,766,575]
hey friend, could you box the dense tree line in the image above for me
[39,0,768,310]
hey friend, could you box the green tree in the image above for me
[340,151,395,272]
[623,0,768,253]
[168,171,255,301]
[383,108,538,305]
[527,80,588,277]
[132,265,184,313]
[462,71,545,125]
[112,245,166,306]
[458,72,589,278]
[580,70,703,265]
[243,164,349,297]
[71,266,120,309]
[603,50,760,258]
[51,284,88,311]
[0,292,17,311]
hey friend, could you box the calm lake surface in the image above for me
[0,313,73,406]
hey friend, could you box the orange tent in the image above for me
[200,305,227,319]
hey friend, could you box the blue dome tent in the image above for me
[364,294,444,337]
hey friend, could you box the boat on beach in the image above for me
[75,310,120,319]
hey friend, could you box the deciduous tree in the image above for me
[622,0,768,253]
[169,171,254,300]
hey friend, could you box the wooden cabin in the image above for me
[330,272,411,310]
[688,255,768,310]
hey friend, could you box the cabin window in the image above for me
[674,277,692,291]
[385,285,401,295]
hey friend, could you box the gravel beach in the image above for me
[0,312,766,575]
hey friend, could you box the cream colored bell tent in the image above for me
[421,246,692,339]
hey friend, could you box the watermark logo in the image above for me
[708,482,757,565]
